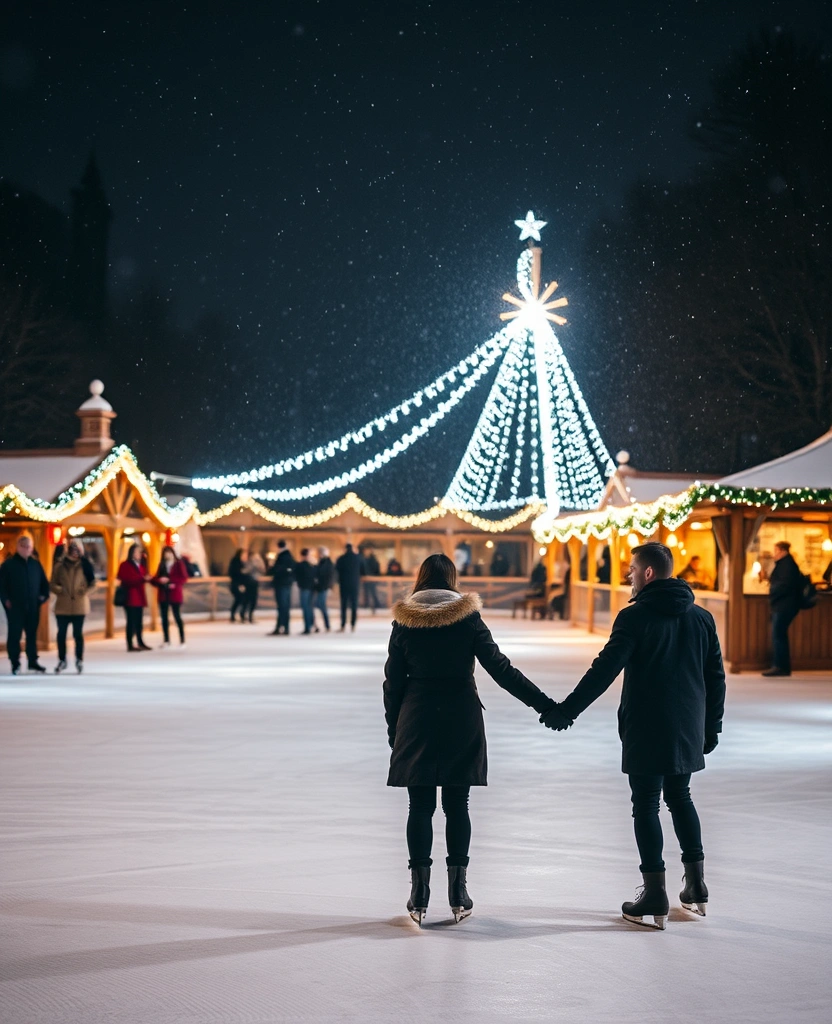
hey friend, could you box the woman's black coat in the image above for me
[559,578,726,775]
[384,590,553,787]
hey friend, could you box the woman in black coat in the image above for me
[384,553,556,924]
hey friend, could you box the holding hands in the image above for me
[539,699,573,732]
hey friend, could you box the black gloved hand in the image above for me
[539,703,573,732]
[703,733,719,755]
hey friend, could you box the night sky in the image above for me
[2,0,829,507]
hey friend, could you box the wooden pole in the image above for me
[104,527,121,639]
[727,508,745,671]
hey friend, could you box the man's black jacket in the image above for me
[0,554,50,611]
[559,578,725,775]
[271,549,295,588]
[768,553,803,613]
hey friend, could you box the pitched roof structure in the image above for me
[718,426,832,489]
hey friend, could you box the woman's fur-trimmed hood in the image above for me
[392,589,482,628]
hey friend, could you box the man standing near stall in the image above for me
[0,535,50,675]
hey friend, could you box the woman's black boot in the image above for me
[622,871,669,930]
[448,865,473,923]
[680,860,708,916]
[407,865,431,925]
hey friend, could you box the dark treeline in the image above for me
[1,29,830,480]
[580,29,832,473]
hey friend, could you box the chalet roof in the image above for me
[0,454,101,502]
[718,426,832,489]
[600,467,716,508]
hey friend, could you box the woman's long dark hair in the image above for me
[127,543,142,562]
[412,553,458,594]
[157,545,178,575]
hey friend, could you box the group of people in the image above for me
[228,541,384,635]
[384,545,726,928]
[0,535,191,673]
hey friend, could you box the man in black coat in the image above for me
[313,546,334,631]
[0,536,50,675]
[294,548,317,635]
[269,540,295,635]
[762,540,804,677]
[542,541,726,929]
[335,543,361,631]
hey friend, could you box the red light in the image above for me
[48,525,63,546]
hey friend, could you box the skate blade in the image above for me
[408,909,426,925]
[622,912,667,930]
[681,901,707,917]
[451,907,472,923]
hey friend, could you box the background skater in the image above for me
[542,542,726,930]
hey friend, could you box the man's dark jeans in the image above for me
[628,773,704,873]
[771,607,798,673]
[4,605,40,668]
[275,585,292,633]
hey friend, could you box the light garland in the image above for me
[532,483,832,545]
[192,331,512,496]
[444,242,615,515]
[0,445,196,529]
[194,491,545,533]
[193,329,512,501]
[190,213,614,519]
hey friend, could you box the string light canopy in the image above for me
[190,212,614,522]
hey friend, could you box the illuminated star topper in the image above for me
[514,210,547,241]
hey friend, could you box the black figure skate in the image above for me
[679,860,708,917]
[407,866,430,925]
[622,871,669,930]
[448,865,473,923]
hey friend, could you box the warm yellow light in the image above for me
[751,560,762,578]
[141,532,151,544]
[123,527,136,536]
[538,546,547,556]
[627,533,639,548]
[822,538,832,553]
[171,533,180,543]
[485,540,494,549]
[666,533,678,547]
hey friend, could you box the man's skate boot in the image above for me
[622,871,669,930]
[679,860,708,916]
[448,865,473,923]
[406,865,430,925]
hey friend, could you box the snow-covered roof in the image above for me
[0,455,102,502]
[600,468,717,508]
[718,426,832,489]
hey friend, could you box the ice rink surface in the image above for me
[1,613,830,1024]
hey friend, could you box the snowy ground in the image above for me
[1,613,830,1024]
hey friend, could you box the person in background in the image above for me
[384,553,558,925]
[541,542,725,930]
[489,548,510,576]
[295,548,317,635]
[242,549,265,623]
[50,538,95,673]
[596,545,612,584]
[269,540,295,635]
[336,543,362,632]
[117,543,152,652]
[181,553,201,578]
[823,559,832,589]
[228,549,247,622]
[548,567,571,620]
[761,540,805,677]
[453,541,471,577]
[386,557,404,577]
[0,535,50,675]
[527,560,547,598]
[361,546,381,614]
[678,555,709,590]
[152,545,189,647]
[314,546,334,631]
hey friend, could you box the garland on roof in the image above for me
[0,445,196,528]
[533,483,832,545]
[194,492,545,533]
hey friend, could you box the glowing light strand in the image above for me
[201,331,513,502]
[192,331,512,493]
